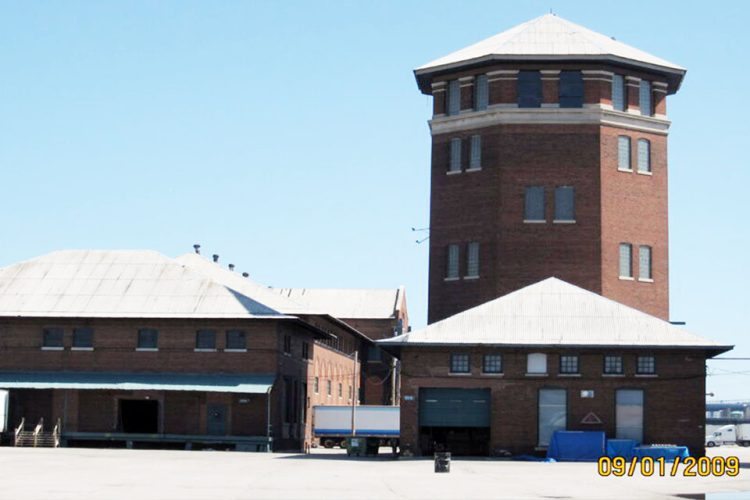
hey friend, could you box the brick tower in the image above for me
[417,14,685,323]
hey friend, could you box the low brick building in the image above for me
[379,278,731,457]
[0,250,397,451]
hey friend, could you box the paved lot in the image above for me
[1,446,749,499]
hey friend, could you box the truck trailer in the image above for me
[705,424,750,447]
[312,405,399,453]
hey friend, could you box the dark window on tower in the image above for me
[283,334,292,354]
[466,242,480,278]
[195,329,216,350]
[226,330,247,350]
[604,355,623,374]
[619,243,633,278]
[517,70,542,108]
[72,327,93,349]
[137,328,158,349]
[637,139,651,173]
[474,74,489,111]
[612,74,626,111]
[524,186,545,222]
[446,244,460,279]
[559,71,584,108]
[469,135,481,170]
[449,138,462,173]
[302,341,310,360]
[42,327,64,349]
[639,246,653,280]
[554,186,575,222]
[640,80,652,116]
[618,136,631,171]
[447,79,460,116]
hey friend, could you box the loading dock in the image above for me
[418,388,490,456]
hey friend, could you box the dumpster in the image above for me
[434,451,451,473]
[347,437,365,457]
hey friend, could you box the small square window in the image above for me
[450,354,470,373]
[137,328,158,349]
[226,330,247,350]
[604,355,623,374]
[560,355,579,374]
[195,329,216,350]
[637,355,656,375]
[527,353,547,374]
[72,327,93,348]
[483,354,502,373]
[42,328,64,348]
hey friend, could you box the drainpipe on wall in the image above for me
[266,385,273,452]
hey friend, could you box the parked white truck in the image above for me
[312,405,399,452]
[705,424,750,447]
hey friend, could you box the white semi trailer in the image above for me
[705,424,750,447]
[312,405,399,451]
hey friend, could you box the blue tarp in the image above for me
[633,446,690,462]
[606,439,638,459]
[547,431,606,462]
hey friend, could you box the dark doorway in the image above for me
[120,399,159,434]
[207,404,227,435]
[418,388,491,456]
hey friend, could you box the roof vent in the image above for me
[242,272,249,278]
[228,264,235,272]
[193,244,201,254]
[212,254,219,263]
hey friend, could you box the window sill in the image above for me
[619,276,635,281]
[553,220,576,224]
[525,373,548,377]
[481,372,504,377]
[635,374,658,378]
[465,167,482,173]
[71,347,94,351]
[224,348,248,353]
[446,170,461,176]
[618,168,633,173]
[602,373,625,377]
[135,348,158,352]
[41,346,64,351]
[194,348,217,352]
[443,277,459,282]
[638,278,654,283]
[448,372,473,376]
[557,373,581,377]
[523,220,546,224]
[636,170,653,176]
[463,275,479,280]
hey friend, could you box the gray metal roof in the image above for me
[271,287,406,320]
[379,278,731,352]
[0,371,275,393]
[416,14,685,93]
[0,250,290,319]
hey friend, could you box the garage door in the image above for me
[419,388,490,428]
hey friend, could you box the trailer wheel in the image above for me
[706,441,716,448]
[323,439,335,449]
[741,441,750,447]
[339,439,348,448]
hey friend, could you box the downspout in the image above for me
[266,385,273,452]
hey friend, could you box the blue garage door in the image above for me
[419,388,490,428]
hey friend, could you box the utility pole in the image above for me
[351,350,358,437]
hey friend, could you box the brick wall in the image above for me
[398,346,707,457]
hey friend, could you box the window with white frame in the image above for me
[524,186,545,222]
[72,327,93,349]
[226,329,247,350]
[137,328,158,349]
[469,135,481,170]
[612,74,626,111]
[619,243,633,278]
[604,355,623,374]
[447,79,460,116]
[559,355,579,374]
[636,355,656,375]
[466,242,480,278]
[449,138,462,173]
[195,329,216,350]
[554,186,575,222]
[639,245,652,280]
[637,139,651,173]
[527,353,547,374]
[640,80,652,116]
[618,136,631,171]
[474,74,489,111]
[450,353,470,373]
[483,354,502,373]
[42,327,64,349]
[446,244,460,279]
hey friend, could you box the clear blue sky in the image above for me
[0,1,747,399]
